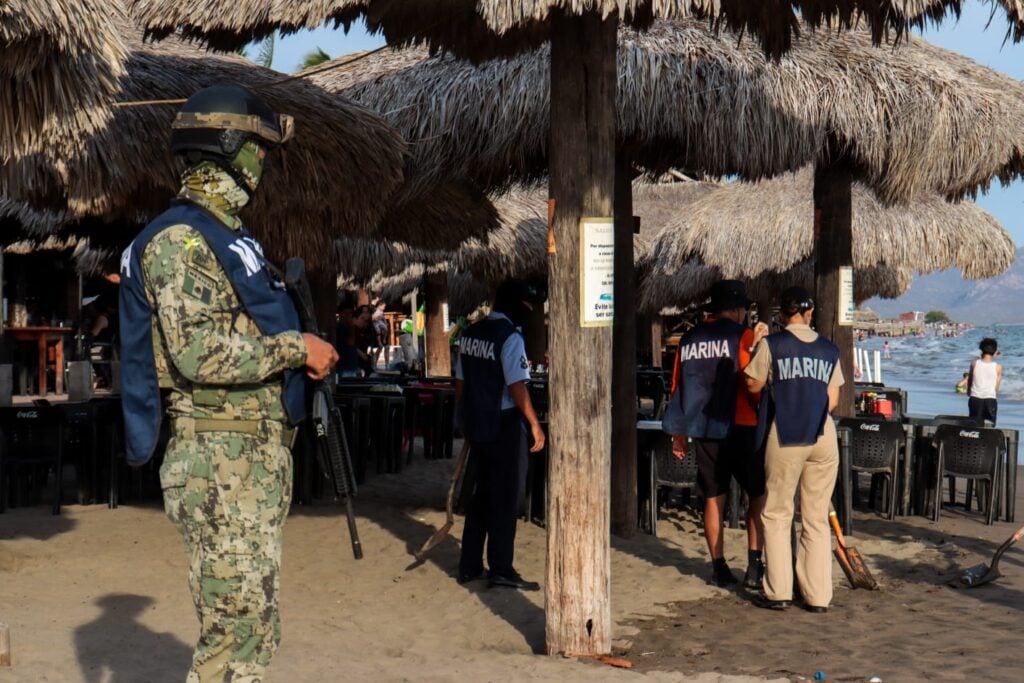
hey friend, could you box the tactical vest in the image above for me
[756,330,840,447]
[119,201,306,465]
[459,316,517,443]
[662,318,745,440]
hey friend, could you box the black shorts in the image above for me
[968,397,998,426]
[694,426,766,499]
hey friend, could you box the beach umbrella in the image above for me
[1,0,127,163]
[315,19,1024,206]
[646,169,1017,284]
[335,181,703,284]
[126,1,1024,60]
[2,13,407,273]
[125,0,1024,654]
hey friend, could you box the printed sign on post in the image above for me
[580,217,615,327]
[838,265,855,326]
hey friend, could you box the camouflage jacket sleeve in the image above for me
[143,224,307,385]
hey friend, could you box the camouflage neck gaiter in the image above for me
[178,142,266,231]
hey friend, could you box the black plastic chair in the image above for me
[637,373,667,420]
[839,417,905,520]
[931,424,1005,525]
[0,405,65,514]
[646,434,698,537]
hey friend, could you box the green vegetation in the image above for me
[298,48,332,72]
[925,310,951,324]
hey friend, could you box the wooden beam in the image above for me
[610,153,637,538]
[522,301,547,365]
[309,268,338,346]
[423,270,451,377]
[650,318,663,368]
[545,9,616,656]
[813,158,855,417]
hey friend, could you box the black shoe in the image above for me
[488,572,540,591]
[458,570,489,585]
[711,562,739,588]
[752,594,791,611]
[804,605,828,614]
[743,560,765,590]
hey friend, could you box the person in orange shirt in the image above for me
[667,283,768,588]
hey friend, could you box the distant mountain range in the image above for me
[867,247,1024,324]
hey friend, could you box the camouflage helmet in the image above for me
[170,84,294,165]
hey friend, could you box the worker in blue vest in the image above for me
[744,286,844,613]
[663,280,769,587]
[455,280,546,591]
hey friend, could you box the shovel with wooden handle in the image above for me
[416,441,471,558]
[829,510,878,590]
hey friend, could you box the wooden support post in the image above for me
[610,154,637,538]
[309,269,338,346]
[650,318,663,369]
[813,158,855,417]
[546,10,616,656]
[522,301,547,365]
[0,621,10,666]
[423,270,451,377]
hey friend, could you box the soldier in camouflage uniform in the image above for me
[119,85,338,682]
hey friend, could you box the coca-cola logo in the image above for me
[16,411,38,419]
[860,423,881,432]
[959,430,980,439]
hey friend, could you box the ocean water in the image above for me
[856,324,1024,432]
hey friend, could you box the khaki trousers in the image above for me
[761,419,838,607]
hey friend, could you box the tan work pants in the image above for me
[761,419,838,607]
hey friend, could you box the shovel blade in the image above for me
[958,562,999,588]
[841,546,879,590]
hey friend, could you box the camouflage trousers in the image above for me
[160,421,293,683]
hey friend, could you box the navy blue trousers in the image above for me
[459,410,526,578]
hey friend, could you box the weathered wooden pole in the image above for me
[650,318,663,368]
[423,269,451,377]
[0,621,10,666]
[610,154,637,538]
[813,157,855,417]
[522,302,547,365]
[309,268,337,346]
[546,10,616,656]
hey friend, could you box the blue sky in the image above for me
[266,5,1024,246]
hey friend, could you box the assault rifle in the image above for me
[284,257,363,560]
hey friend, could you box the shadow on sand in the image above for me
[74,594,192,683]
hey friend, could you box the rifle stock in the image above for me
[284,257,363,560]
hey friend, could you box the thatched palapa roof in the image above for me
[1,0,127,162]
[2,11,407,270]
[637,171,1016,313]
[336,181,700,285]
[651,170,1016,280]
[126,1,1024,60]
[311,18,1024,205]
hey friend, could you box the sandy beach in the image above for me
[2,446,1021,682]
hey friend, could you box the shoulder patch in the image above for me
[183,267,216,304]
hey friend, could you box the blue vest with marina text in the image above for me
[459,317,517,443]
[118,200,306,465]
[662,318,745,440]
[756,330,839,447]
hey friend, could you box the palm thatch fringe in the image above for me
[3,11,407,270]
[649,170,1016,282]
[336,182,689,284]
[126,1,1024,60]
[637,256,913,315]
[2,0,127,162]
[317,18,1024,204]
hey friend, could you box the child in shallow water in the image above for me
[964,338,1002,425]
